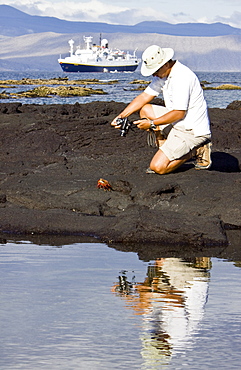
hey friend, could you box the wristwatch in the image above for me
[149,120,156,130]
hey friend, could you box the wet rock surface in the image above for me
[0,101,240,251]
[0,78,117,99]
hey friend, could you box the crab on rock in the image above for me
[97,178,112,191]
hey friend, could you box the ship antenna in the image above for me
[99,33,102,46]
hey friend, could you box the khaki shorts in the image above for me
[151,104,211,161]
[151,105,172,138]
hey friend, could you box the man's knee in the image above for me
[150,162,167,175]
[140,104,152,118]
[150,149,170,174]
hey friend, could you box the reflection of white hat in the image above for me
[141,45,174,76]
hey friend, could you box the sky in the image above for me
[2,0,241,28]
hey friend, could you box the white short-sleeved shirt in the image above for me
[144,61,211,137]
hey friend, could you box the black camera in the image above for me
[116,117,132,137]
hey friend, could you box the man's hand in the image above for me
[111,116,122,128]
[133,119,155,130]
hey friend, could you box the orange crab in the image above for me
[97,178,112,191]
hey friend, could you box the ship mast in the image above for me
[83,36,93,50]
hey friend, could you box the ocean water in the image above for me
[0,239,241,370]
[1,70,241,108]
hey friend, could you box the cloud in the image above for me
[99,8,169,25]
[171,12,197,23]
[173,12,188,17]
[2,0,171,24]
[2,0,241,28]
[214,11,241,28]
[3,0,129,22]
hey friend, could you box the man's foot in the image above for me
[195,142,212,170]
[146,167,156,174]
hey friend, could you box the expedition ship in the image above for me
[58,36,140,73]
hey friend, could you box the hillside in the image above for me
[1,5,241,38]
[0,32,241,72]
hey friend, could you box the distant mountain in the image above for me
[1,31,241,72]
[1,4,241,37]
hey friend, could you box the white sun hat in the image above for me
[141,45,174,76]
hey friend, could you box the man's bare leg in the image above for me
[150,149,192,174]
[139,104,155,119]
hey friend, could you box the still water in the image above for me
[1,70,241,108]
[0,240,241,370]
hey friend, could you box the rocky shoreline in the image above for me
[1,77,241,99]
[0,101,240,256]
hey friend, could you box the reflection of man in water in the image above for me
[113,258,211,367]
